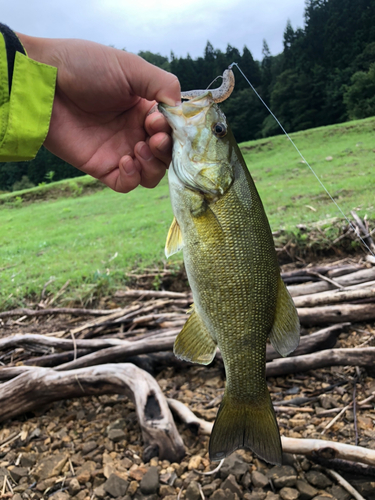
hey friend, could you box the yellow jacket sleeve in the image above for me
[0,32,57,161]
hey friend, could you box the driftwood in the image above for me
[166,398,375,466]
[282,437,375,467]
[297,303,375,326]
[293,287,375,308]
[266,323,348,361]
[0,323,346,367]
[114,290,190,299]
[55,336,177,371]
[0,307,123,319]
[0,363,185,462]
[351,210,375,254]
[308,455,375,478]
[266,348,375,377]
[3,344,371,382]
[288,267,375,297]
[325,469,366,500]
[281,264,364,284]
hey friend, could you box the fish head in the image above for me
[159,92,234,200]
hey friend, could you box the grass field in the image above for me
[1,116,374,308]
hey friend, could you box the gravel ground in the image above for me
[1,324,375,500]
[1,258,375,500]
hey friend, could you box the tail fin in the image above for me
[209,392,282,465]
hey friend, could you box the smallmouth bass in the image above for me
[159,78,300,464]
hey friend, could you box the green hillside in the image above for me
[1,116,374,308]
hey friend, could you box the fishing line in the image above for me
[229,62,375,257]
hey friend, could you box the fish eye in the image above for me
[212,122,227,137]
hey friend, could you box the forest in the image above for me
[1,0,375,192]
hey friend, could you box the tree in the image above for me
[343,63,375,119]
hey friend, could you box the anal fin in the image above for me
[269,275,300,357]
[174,309,217,365]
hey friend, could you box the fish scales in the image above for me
[159,88,300,464]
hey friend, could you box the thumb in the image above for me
[123,53,181,106]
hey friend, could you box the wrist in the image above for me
[16,32,56,67]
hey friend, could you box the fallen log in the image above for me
[266,323,348,361]
[0,364,185,462]
[281,264,364,284]
[288,267,375,297]
[293,287,375,308]
[166,398,375,466]
[0,333,128,352]
[0,307,123,319]
[0,323,347,367]
[114,290,190,299]
[265,348,375,377]
[282,437,375,467]
[297,303,375,326]
[308,455,375,478]
[55,336,176,371]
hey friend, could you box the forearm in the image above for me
[0,26,57,162]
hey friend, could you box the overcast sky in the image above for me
[3,0,305,62]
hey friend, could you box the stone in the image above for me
[220,453,249,479]
[106,418,127,432]
[252,470,269,488]
[8,466,29,482]
[76,460,96,484]
[134,494,159,500]
[266,493,280,500]
[295,479,318,500]
[267,465,297,488]
[108,429,127,442]
[82,440,98,455]
[32,453,69,480]
[50,492,70,500]
[202,482,219,496]
[188,455,202,470]
[69,477,81,495]
[140,466,159,495]
[36,477,56,491]
[312,497,334,500]
[185,480,201,500]
[93,484,106,499]
[75,490,89,500]
[279,487,300,500]
[327,485,351,500]
[242,471,252,489]
[160,484,176,497]
[247,488,267,500]
[20,454,37,468]
[211,489,230,500]
[103,473,129,497]
[305,470,332,489]
[127,480,139,496]
[221,474,243,497]
[13,495,23,500]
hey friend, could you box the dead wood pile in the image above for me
[1,256,375,487]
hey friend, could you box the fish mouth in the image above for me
[159,92,213,117]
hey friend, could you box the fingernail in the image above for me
[156,135,169,153]
[122,157,135,175]
[139,143,153,161]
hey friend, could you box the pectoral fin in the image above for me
[165,217,184,258]
[269,275,300,357]
[174,309,217,365]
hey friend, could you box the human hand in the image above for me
[17,34,181,192]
